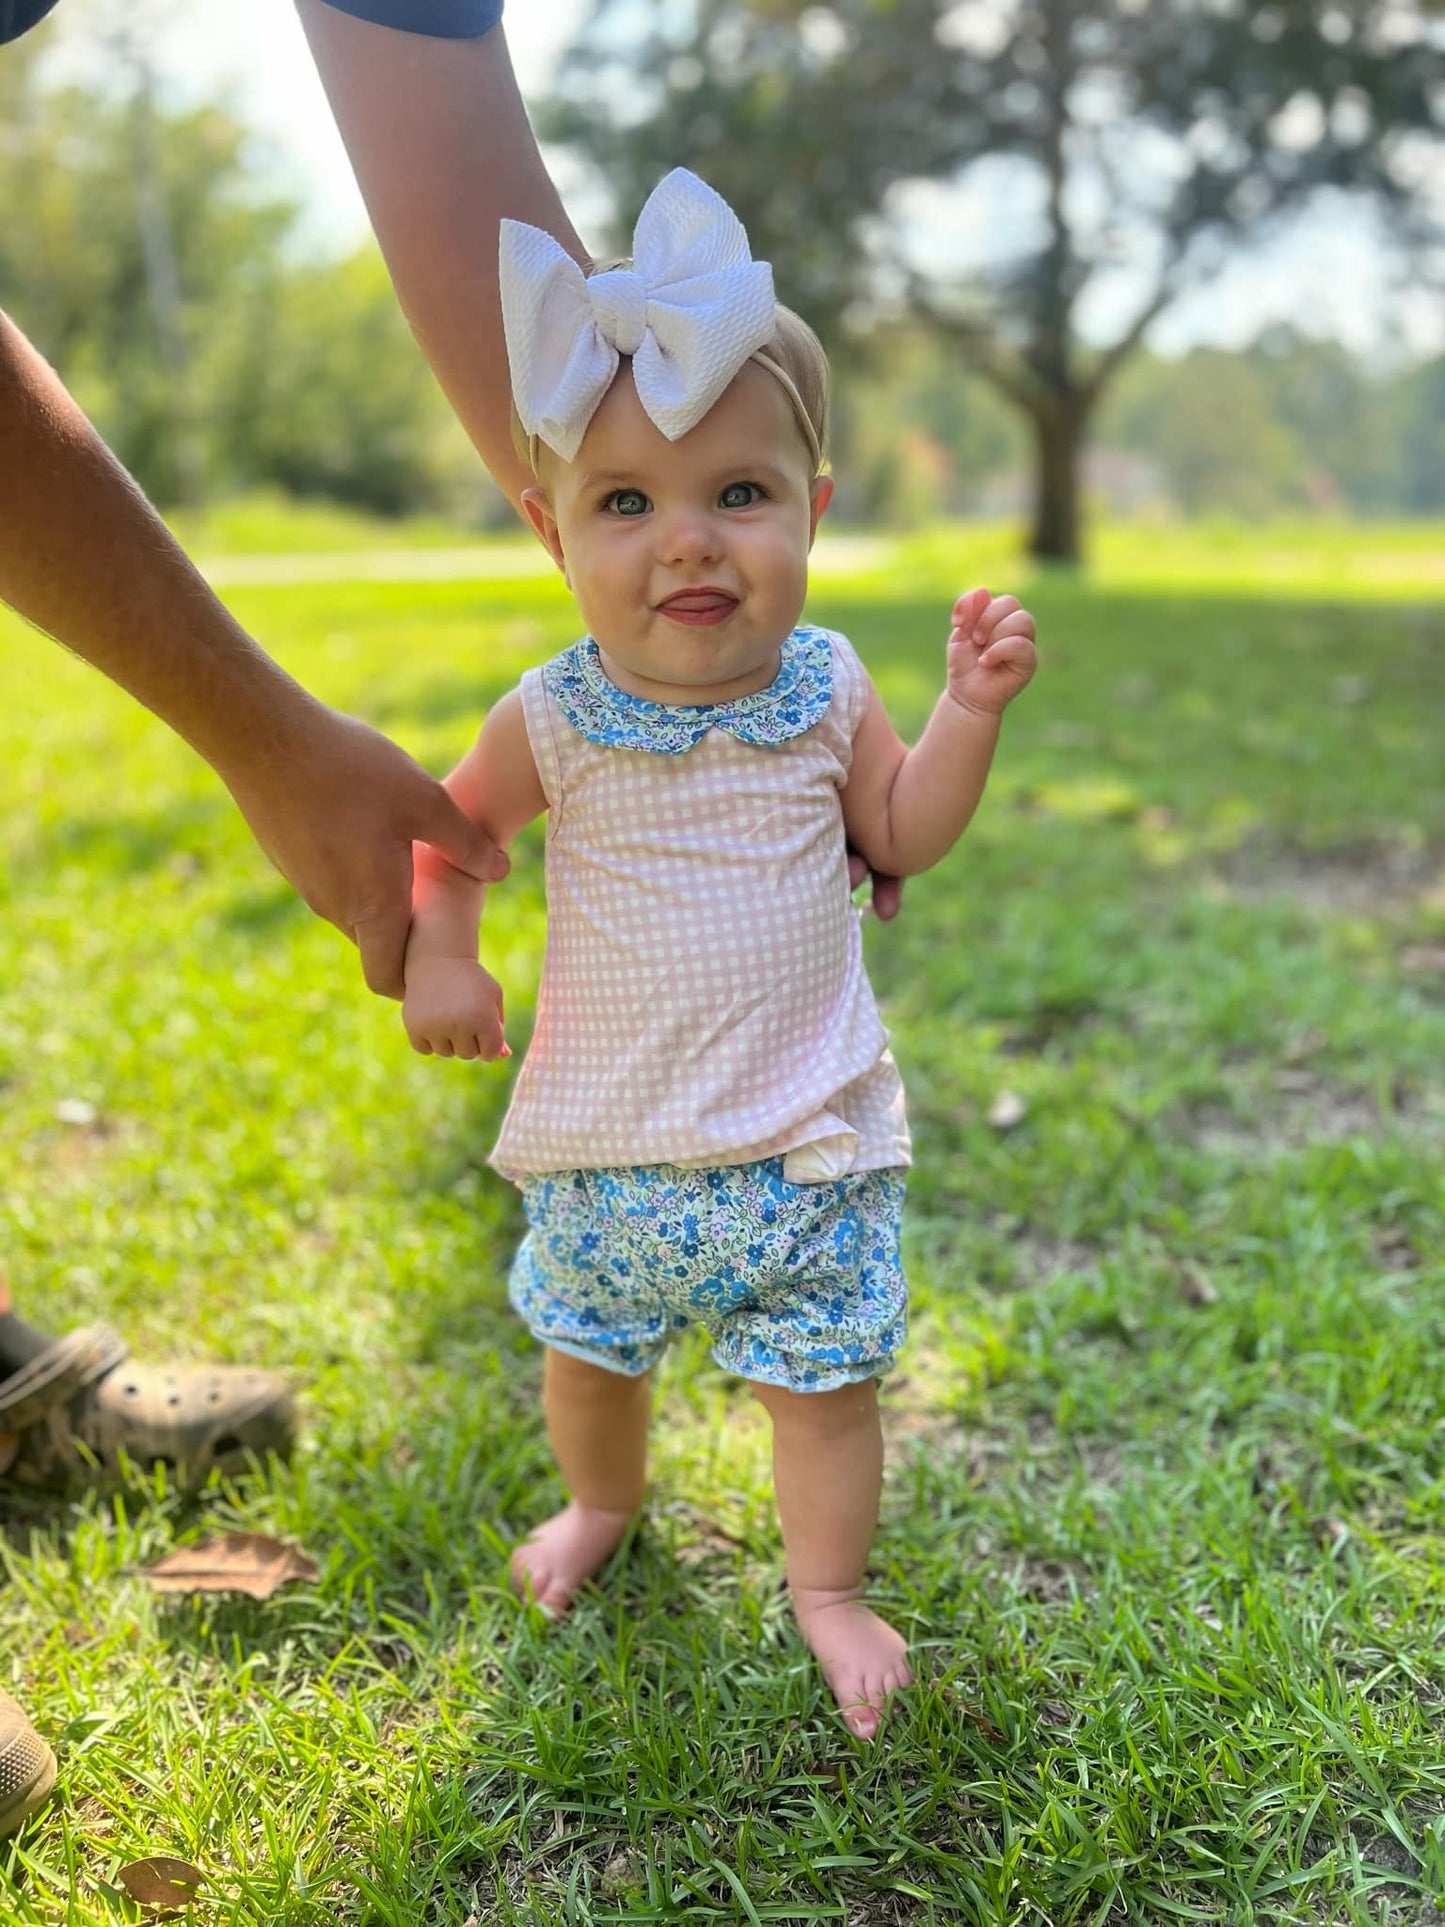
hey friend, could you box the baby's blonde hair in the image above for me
[511,256,830,486]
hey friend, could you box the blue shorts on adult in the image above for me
[2,0,502,43]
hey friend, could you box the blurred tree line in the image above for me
[544,0,1442,559]
[0,7,1439,535]
[838,322,1444,525]
[0,18,485,520]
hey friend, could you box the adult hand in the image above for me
[221,701,508,1000]
[847,850,903,921]
[0,314,502,1001]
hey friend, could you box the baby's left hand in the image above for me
[946,587,1038,716]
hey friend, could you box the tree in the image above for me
[831,328,1025,522]
[1392,356,1445,512]
[543,0,1442,561]
[1100,349,1308,516]
[0,20,482,517]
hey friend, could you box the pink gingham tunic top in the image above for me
[490,626,911,1185]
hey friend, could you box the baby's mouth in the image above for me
[657,589,739,627]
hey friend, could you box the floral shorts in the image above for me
[510,1158,908,1393]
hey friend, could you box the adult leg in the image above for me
[510,1347,651,1615]
[0,1269,40,1471]
[0,1272,55,1375]
[753,1378,912,1740]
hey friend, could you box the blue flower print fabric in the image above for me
[511,1157,907,1391]
[543,625,834,754]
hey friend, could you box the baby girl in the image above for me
[402,171,1037,1739]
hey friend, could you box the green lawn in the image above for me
[1,523,1443,1925]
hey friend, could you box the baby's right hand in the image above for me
[402,958,509,1060]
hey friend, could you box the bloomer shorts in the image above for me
[510,1157,908,1393]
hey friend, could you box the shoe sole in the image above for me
[0,1739,58,1840]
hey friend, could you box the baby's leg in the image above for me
[510,1347,651,1615]
[753,1378,912,1740]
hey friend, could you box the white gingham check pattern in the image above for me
[490,631,911,1184]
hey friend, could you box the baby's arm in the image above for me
[403,688,547,1059]
[841,588,1036,878]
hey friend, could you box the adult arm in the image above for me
[297,2,914,916]
[0,311,505,995]
[296,0,589,515]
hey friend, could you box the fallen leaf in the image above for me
[987,1090,1028,1130]
[1178,1266,1219,1308]
[937,1683,1006,1743]
[136,1533,319,1600]
[600,1853,637,1897]
[963,1707,1006,1743]
[117,1856,205,1912]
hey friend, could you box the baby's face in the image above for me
[523,362,832,705]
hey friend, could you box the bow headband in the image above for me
[500,168,821,470]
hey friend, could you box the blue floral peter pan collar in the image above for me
[543,624,833,754]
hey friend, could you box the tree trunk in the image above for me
[1028,388,1087,566]
[129,49,205,507]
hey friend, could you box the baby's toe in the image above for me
[845,1701,880,1740]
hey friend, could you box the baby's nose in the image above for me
[659,510,723,562]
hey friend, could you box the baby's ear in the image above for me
[522,487,567,575]
[807,474,835,545]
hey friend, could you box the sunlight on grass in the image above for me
[1,521,1442,1923]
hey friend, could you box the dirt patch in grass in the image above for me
[1215,838,1445,916]
[1006,1228,1103,1285]
[1182,1069,1442,1156]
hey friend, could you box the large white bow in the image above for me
[499,168,778,463]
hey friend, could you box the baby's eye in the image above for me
[604,488,650,517]
[719,481,765,509]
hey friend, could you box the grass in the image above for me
[0,520,1443,1924]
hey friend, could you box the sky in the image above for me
[47,0,593,237]
[44,0,1443,366]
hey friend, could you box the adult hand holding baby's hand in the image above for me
[403,958,509,1060]
[945,587,1038,717]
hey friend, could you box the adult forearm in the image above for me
[0,312,320,778]
[296,1,589,515]
[879,696,1002,875]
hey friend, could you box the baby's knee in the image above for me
[752,1376,879,1437]
[545,1346,650,1404]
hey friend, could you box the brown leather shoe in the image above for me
[0,1688,57,1839]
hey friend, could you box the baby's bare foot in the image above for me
[792,1586,912,1739]
[509,1501,634,1616]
